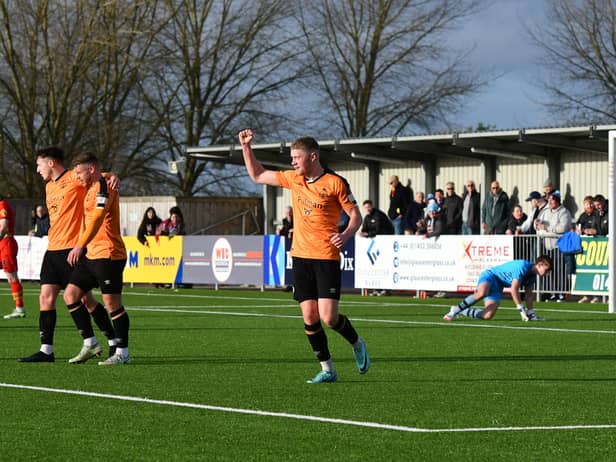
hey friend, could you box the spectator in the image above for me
[520,191,548,234]
[543,179,555,198]
[387,175,411,235]
[482,181,510,234]
[137,207,162,246]
[576,196,600,236]
[359,200,394,238]
[505,205,527,235]
[461,180,481,235]
[592,194,608,236]
[156,206,185,237]
[404,191,425,235]
[30,208,36,231]
[506,204,528,259]
[29,204,50,237]
[535,191,573,248]
[443,181,463,234]
[434,188,445,208]
[535,190,573,301]
[360,199,393,296]
[276,205,294,241]
[421,202,445,239]
[577,196,601,304]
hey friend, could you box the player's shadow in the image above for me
[137,356,318,366]
[379,353,616,363]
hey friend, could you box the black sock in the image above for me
[67,302,95,339]
[110,306,130,348]
[39,310,57,345]
[304,322,330,361]
[333,314,359,345]
[90,303,116,340]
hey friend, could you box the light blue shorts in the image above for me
[477,272,504,304]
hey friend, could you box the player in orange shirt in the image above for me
[64,152,130,366]
[19,146,118,363]
[239,129,369,383]
[0,196,26,319]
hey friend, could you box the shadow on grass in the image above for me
[376,353,616,362]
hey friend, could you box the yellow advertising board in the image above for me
[123,236,183,284]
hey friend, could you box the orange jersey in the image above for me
[0,199,15,236]
[80,177,126,260]
[45,169,86,250]
[276,169,357,261]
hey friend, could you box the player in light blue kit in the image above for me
[443,255,553,322]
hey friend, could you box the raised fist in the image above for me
[239,129,254,146]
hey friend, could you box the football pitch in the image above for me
[1,284,615,460]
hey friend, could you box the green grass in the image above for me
[1,284,615,461]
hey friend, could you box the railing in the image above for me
[190,207,261,235]
[513,234,577,301]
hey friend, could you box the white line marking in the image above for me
[129,307,616,335]
[2,383,614,434]
[11,287,611,314]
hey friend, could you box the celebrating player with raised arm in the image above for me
[239,129,369,383]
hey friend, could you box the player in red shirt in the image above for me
[1,196,25,319]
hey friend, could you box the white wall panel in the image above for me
[436,158,482,197]
[561,151,608,217]
[496,159,545,215]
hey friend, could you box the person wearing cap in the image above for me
[461,180,481,235]
[481,180,510,234]
[520,191,547,234]
[535,190,572,249]
[387,175,411,235]
[535,190,572,302]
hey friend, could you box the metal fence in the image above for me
[512,235,575,300]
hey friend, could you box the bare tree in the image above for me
[530,0,616,123]
[149,0,305,196]
[296,0,484,138]
[0,0,166,197]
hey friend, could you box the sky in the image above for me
[451,0,552,130]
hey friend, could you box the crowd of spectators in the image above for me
[357,176,609,240]
[356,176,609,301]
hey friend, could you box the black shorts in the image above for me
[68,258,127,294]
[40,249,73,288]
[292,257,341,303]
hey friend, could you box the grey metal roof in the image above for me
[185,124,616,168]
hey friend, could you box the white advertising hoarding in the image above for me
[354,235,514,291]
